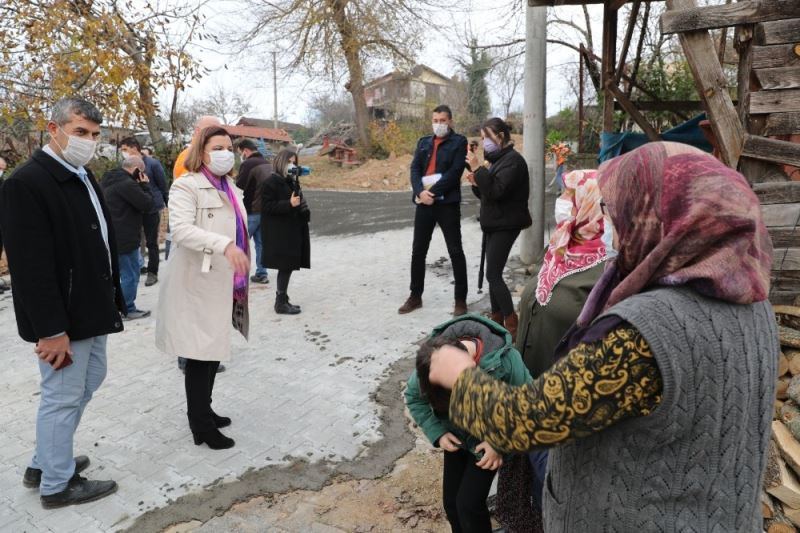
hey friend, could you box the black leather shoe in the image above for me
[212,413,231,428]
[40,474,117,509]
[192,428,235,449]
[24,455,90,489]
[216,364,226,373]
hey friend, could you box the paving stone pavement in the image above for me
[0,215,517,532]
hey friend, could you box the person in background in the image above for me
[235,138,271,284]
[261,149,310,315]
[119,137,168,287]
[0,155,8,294]
[0,97,122,508]
[156,126,250,450]
[465,117,531,340]
[141,147,152,157]
[405,315,531,533]
[173,116,223,180]
[429,142,778,532]
[101,156,154,320]
[399,104,469,317]
[497,169,611,532]
[549,142,570,193]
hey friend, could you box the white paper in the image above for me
[422,173,442,189]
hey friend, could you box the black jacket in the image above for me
[0,149,125,342]
[410,131,468,205]
[471,145,532,232]
[100,168,154,254]
[236,152,271,214]
[260,173,310,271]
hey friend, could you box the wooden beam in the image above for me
[751,89,800,114]
[775,249,800,272]
[602,5,618,132]
[661,1,800,35]
[765,113,800,136]
[744,135,800,168]
[756,18,800,46]
[771,228,800,249]
[665,0,744,168]
[756,67,800,91]
[762,202,800,227]
[613,100,708,111]
[754,181,800,204]
[614,1,641,86]
[753,44,800,69]
[606,83,662,140]
[773,271,800,292]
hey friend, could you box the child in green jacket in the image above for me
[405,314,531,532]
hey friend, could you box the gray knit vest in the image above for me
[543,287,778,533]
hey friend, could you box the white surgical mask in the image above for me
[601,217,618,259]
[554,198,573,224]
[286,163,296,175]
[55,128,97,168]
[432,123,449,138]
[0,170,4,178]
[206,150,235,176]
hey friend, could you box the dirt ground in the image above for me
[300,153,415,192]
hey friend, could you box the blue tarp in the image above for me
[598,113,714,163]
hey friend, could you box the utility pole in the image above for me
[272,51,278,130]
[519,3,547,265]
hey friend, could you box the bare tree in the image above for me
[491,45,525,118]
[191,83,253,126]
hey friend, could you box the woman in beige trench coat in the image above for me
[156,126,250,450]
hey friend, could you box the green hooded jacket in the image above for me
[405,314,532,457]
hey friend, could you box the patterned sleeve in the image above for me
[448,323,663,453]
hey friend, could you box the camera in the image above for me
[287,165,311,177]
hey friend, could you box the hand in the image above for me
[138,173,150,183]
[466,151,480,171]
[429,344,477,389]
[35,334,72,370]
[224,242,250,275]
[475,442,503,470]
[465,172,476,186]
[438,432,462,452]
[290,192,301,207]
[419,190,435,206]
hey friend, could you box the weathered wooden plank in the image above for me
[606,84,662,141]
[775,249,800,271]
[766,113,800,136]
[665,0,743,168]
[773,271,800,291]
[756,18,800,46]
[751,90,800,114]
[771,228,800,248]
[755,182,800,204]
[753,44,800,69]
[762,203,800,226]
[772,290,800,305]
[756,67,800,91]
[744,135,800,167]
[661,1,800,35]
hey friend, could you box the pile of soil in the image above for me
[301,154,414,192]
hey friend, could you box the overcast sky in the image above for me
[160,2,606,125]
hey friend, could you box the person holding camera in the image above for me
[465,118,531,340]
[100,156,154,320]
[261,149,310,315]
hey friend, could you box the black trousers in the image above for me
[184,359,220,433]
[485,229,521,316]
[410,203,468,300]
[277,269,293,294]
[443,449,496,533]
[142,210,161,275]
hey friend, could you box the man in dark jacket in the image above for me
[119,137,168,287]
[101,156,154,320]
[0,155,7,293]
[236,138,272,284]
[399,104,469,316]
[0,97,122,508]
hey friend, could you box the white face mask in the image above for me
[286,163,296,175]
[432,123,449,138]
[554,198,573,224]
[55,128,97,168]
[206,150,235,176]
[0,170,4,178]
[601,216,618,258]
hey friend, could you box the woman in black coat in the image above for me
[465,117,532,339]
[261,149,310,314]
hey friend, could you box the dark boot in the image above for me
[286,295,301,313]
[275,292,300,315]
[398,294,422,314]
[489,311,503,325]
[504,312,519,342]
[40,474,117,509]
[212,412,231,428]
[24,456,90,489]
[192,428,235,449]
[453,298,468,316]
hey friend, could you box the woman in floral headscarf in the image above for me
[429,142,778,532]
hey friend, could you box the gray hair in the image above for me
[50,98,103,126]
[121,156,145,171]
[273,149,298,178]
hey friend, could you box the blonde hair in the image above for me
[184,126,232,175]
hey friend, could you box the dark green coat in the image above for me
[516,263,605,378]
[405,314,532,457]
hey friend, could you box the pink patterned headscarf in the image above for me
[536,170,609,305]
[578,142,772,326]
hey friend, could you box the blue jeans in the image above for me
[30,336,108,495]
[247,213,267,277]
[118,249,141,313]
[529,450,548,511]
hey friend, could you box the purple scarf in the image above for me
[200,165,249,303]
